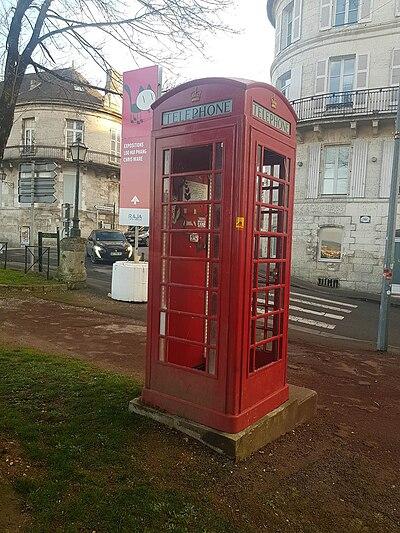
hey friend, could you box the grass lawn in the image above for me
[0,348,232,532]
[0,269,56,286]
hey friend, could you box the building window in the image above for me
[281,2,294,50]
[110,129,121,163]
[321,145,350,195]
[329,56,355,94]
[66,119,84,146]
[22,118,35,149]
[276,71,291,98]
[319,227,344,262]
[334,0,359,26]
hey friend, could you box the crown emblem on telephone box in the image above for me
[191,88,202,103]
[271,96,277,109]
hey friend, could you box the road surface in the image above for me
[4,246,400,348]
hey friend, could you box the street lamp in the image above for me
[0,162,6,209]
[69,139,88,238]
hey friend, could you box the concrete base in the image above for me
[129,385,317,461]
[57,237,87,289]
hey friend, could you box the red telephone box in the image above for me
[142,78,297,433]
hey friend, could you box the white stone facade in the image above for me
[267,0,400,293]
[0,72,122,248]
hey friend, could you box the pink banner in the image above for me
[120,65,161,226]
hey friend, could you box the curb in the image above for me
[291,278,400,308]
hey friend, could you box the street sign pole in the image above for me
[30,161,35,267]
[377,84,400,351]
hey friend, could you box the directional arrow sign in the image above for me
[131,196,140,205]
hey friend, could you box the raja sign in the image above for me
[252,101,291,135]
[119,66,161,226]
[162,99,233,126]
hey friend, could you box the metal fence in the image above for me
[3,144,120,168]
[292,86,399,122]
[2,245,59,278]
[25,246,51,279]
[0,242,7,269]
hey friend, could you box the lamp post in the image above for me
[69,139,88,238]
[0,162,6,209]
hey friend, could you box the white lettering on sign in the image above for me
[162,99,233,126]
[252,101,291,135]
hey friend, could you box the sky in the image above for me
[100,0,276,87]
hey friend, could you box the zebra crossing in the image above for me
[288,290,358,333]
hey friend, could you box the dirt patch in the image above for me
[0,294,399,531]
[0,295,146,379]
[0,438,33,531]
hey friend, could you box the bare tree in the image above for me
[0,0,233,158]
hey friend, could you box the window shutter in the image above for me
[359,0,372,22]
[396,0,400,16]
[292,0,302,42]
[350,140,368,198]
[289,65,302,101]
[379,140,394,198]
[320,0,333,30]
[315,59,328,94]
[356,54,369,89]
[275,12,282,54]
[391,49,400,86]
[306,143,321,199]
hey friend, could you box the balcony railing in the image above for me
[292,86,399,122]
[3,144,120,168]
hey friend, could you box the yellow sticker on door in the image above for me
[235,217,245,230]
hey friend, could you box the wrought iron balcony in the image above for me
[292,86,399,123]
[2,144,120,169]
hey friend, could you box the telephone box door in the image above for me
[147,127,235,414]
[241,127,295,411]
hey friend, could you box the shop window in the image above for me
[318,226,343,262]
[321,145,350,195]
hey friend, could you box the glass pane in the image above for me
[319,227,343,260]
[159,337,166,362]
[161,259,168,282]
[207,349,216,375]
[259,236,279,259]
[325,147,337,164]
[162,205,168,229]
[213,205,221,230]
[214,174,222,201]
[163,178,170,202]
[323,179,335,195]
[171,176,210,203]
[210,292,218,316]
[161,285,167,309]
[208,320,217,346]
[336,179,348,195]
[212,234,220,259]
[160,312,166,335]
[215,142,223,170]
[211,264,219,288]
[257,262,282,287]
[163,150,171,175]
[343,58,355,76]
[330,60,341,78]
[171,203,210,232]
[172,144,212,173]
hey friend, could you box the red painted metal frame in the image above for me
[142,78,297,433]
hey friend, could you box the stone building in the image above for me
[267,0,400,293]
[0,68,122,247]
